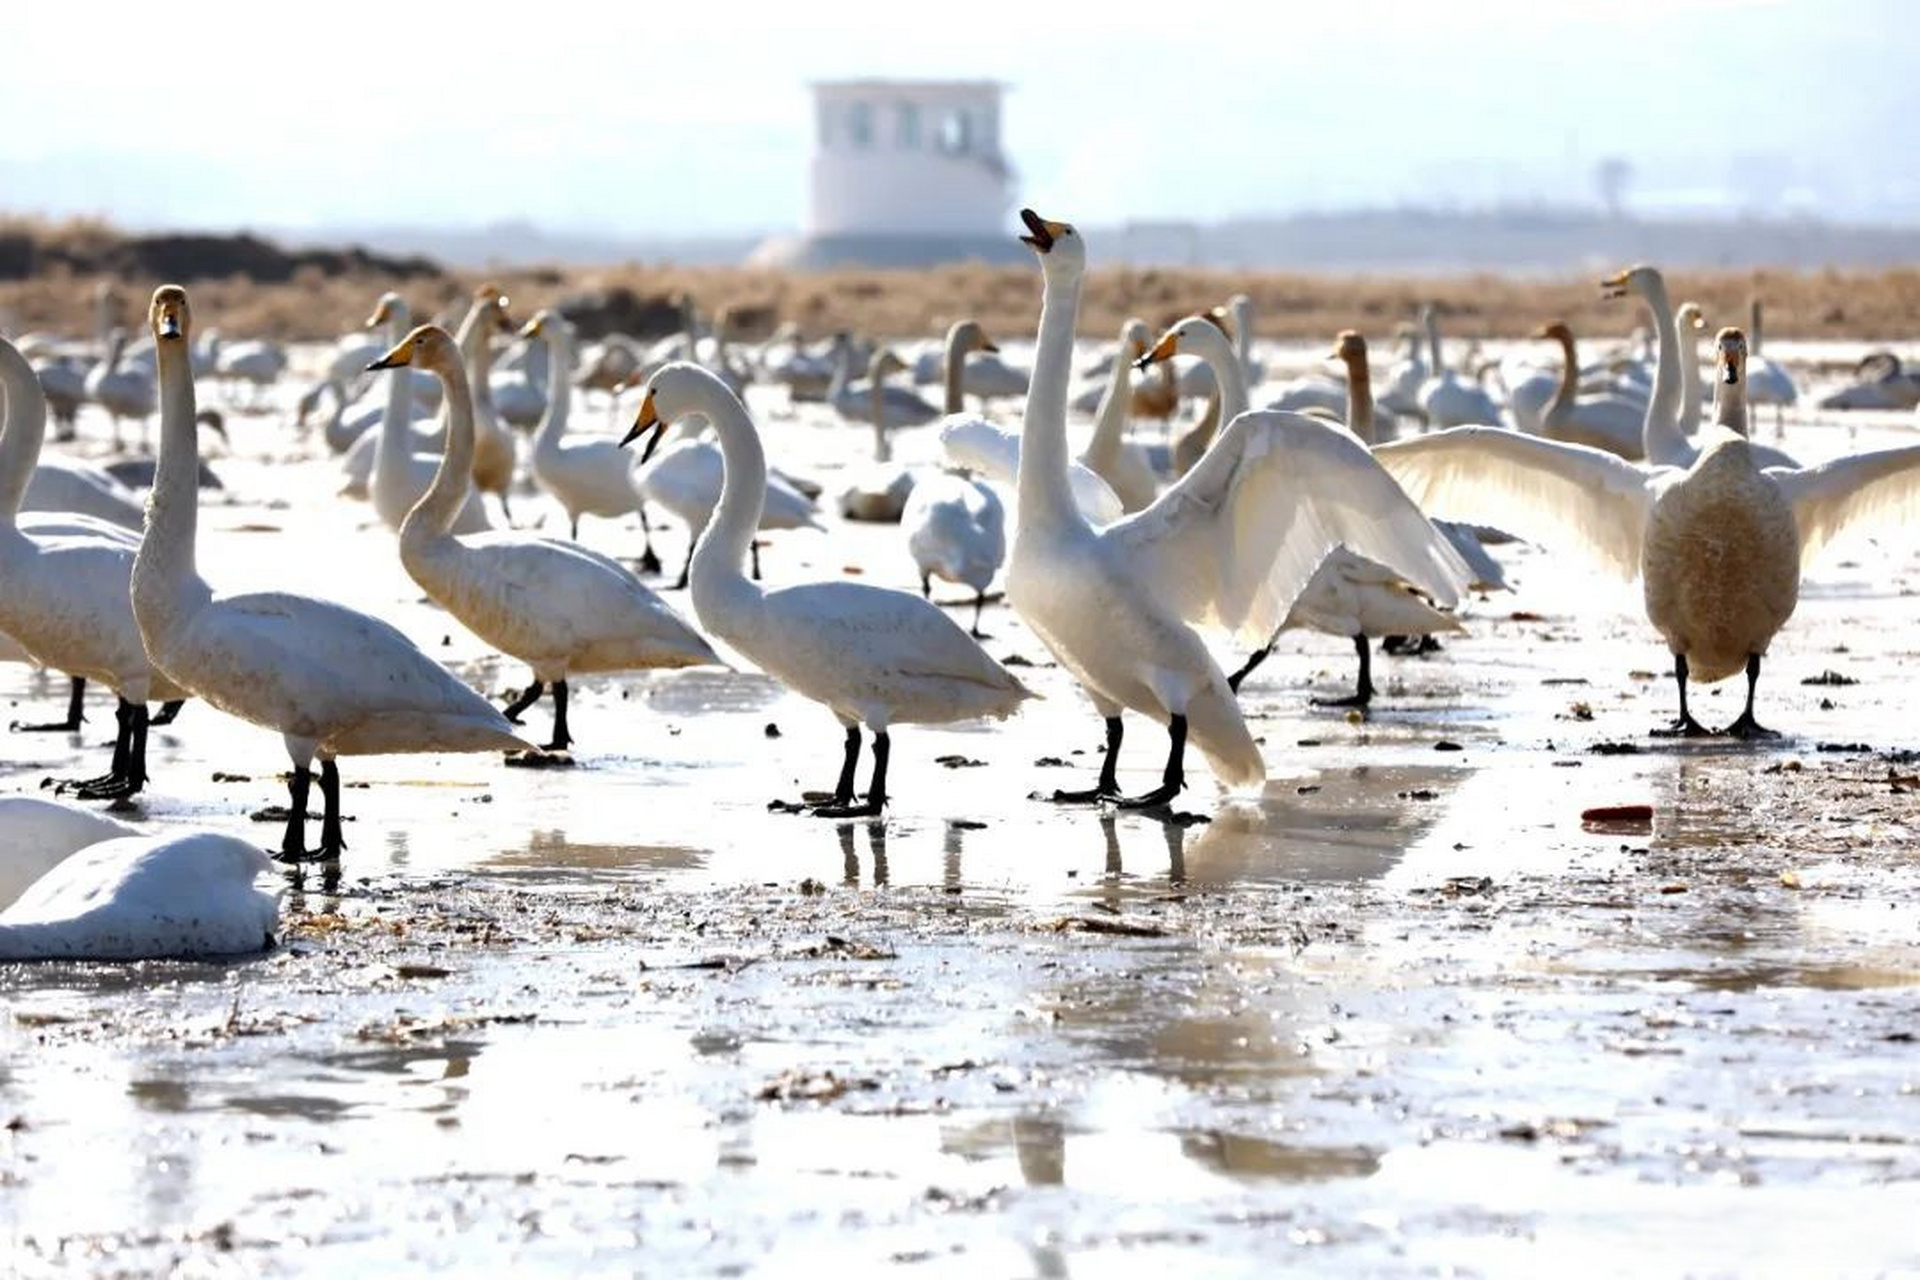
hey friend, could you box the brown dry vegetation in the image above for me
[3,218,1916,345]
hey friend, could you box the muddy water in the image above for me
[1,349,1917,1275]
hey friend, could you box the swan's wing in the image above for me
[1769,444,1920,569]
[1108,410,1472,644]
[937,414,1123,525]
[1375,427,1654,581]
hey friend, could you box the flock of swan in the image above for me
[2,208,1918,964]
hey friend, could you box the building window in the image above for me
[845,101,874,150]
[895,102,920,149]
[936,109,972,156]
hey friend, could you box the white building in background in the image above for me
[751,80,1024,269]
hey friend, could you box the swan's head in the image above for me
[1677,302,1705,332]
[367,323,458,374]
[150,285,191,343]
[1715,327,1747,385]
[1600,265,1659,301]
[195,407,230,448]
[472,283,516,331]
[1135,316,1222,371]
[949,319,999,355]
[1330,329,1368,365]
[870,348,907,380]
[624,361,732,462]
[366,292,408,330]
[1532,321,1573,344]
[1018,208,1083,272]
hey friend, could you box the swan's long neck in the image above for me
[1016,259,1086,527]
[532,327,572,450]
[376,304,415,466]
[1548,331,1578,420]
[1343,352,1376,446]
[1677,312,1703,437]
[1083,329,1134,466]
[689,386,768,626]
[869,366,891,463]
[1638,274,1687,463]
[1750,300,1765,355]
[1230,299,1254,381]
[133,329,212,642]
[454,303,497,414]
[1423,310,1443,372]
[1714,358,1750,437]
[942,326,968,415]
[404,353,477,545]
[1189,324,1248,423]
[827,342,854,403]
[0,338,47,522]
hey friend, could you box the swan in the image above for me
[32,355,86,440]
[1077,318,1159,513]
[1415,307,1502,428]
[829,340,941,429]
[367,324,719,753]
[912,322,1030,403]
[523,310,667,572]
[1376,321,1428,422]
[0,796,138,910]
[1137,312,1246,477]
[1376,326,1920,737]
[210,334,287,407]
[131,285,530,861]
[636,422,822,589]
[23,457,145,528]
[0,831,277,961]
[1529,322,1649,458]
[1816,352,1920,411]
[902,470,1005,637]
[836,350,923,523]
[1601,266,1798,470]
[1004,210,1468,807]
[448,285,519,519]
[84,328,156,449]
[762,327,843,403]
[1744,299,1799,428]
[490,330,551,430]
[1674,302,1711,440]
[625,363,1032,818]
[367,294,491,535]
[935,416,1125,527]
[0,335,188,797]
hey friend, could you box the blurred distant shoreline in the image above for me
[3,215,1915,344]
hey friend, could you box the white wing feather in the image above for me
[937,414,1124,526]
[1109,410,1473,645]
[1769,444,1920,570]
[1375,427,1655,581]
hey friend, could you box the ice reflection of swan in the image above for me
[836,820,888,888]
[1184,763,1464,884]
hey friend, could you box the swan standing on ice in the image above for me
[1415,308,1501,428]
[625,363,1032,818]
[448,285,520,521]
[1377,327,1920,737]
[903,470,1004,637]
[1005,211,1467,807]
[836,350,923,523]
[368,324,719,754]
[0,336,188,798]
[1744,299,1799,431]
[131,286,529,861]
[1077,318,1159,513]
[368,293,492,535]
[85,328,156,450]
[1529,322,1647,457]
[0,830,277,962]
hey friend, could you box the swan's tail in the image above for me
[1185,681,1266,792]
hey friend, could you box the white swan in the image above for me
[0,831,277,961]
[0,335,188,798]
[836,349,923,523]
[131,286,529,861]
[0,796,138,910]
[1005,210,1468,806]
[1076,318,1159,513]
[636,432,821,589]
[31,355,86,439]
[1744,298,1799,427]
[1377,321,1428,421]
[912,321,1030,402]
[902,470,1005,637]
[1674,302,1710,440]
[1817,352,1920,411]
[626,363,1032,817]
[1415,307,1502,428]
[935,416,1125,526]
[1137,312,1247,477]
[367,324,720,753]
[829,341,941,429]
[210,334,287,407]
[1376,325,1920,736]
[23,457,145,528]
[84,328,156,449]
[367,294,491,535]
[449,285,519,519]
[1529,322,1648,458]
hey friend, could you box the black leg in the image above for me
[811,724,860,808]
[569,514,581,541]
[1311,635,1375,708]
[637,505,663,575]
[750,539,762,582]
[814,727,887,818]
[971,590,988,638]
[14,675,87,732]
[1116,714,1187,809]
[1227,644,1273,694]
[318,759,347,856]
[1652,652,1712,737]
[70,699,142,799]
[920,574,931,598]
[673,538,695,592]
[1053,716,1123,804]
[278,766,312,862]
[502,679,545,724]
[499,488,514,523]
[1723,654,1780,741]
[544,679,573,752]
[149,699,185,727]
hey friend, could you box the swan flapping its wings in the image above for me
[1111,409,1473,645]
[1769,444,1920,570]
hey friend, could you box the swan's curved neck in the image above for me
[133,328,211,642]
[688,386,768,624]
[942,326,970,415]
[1677,312,1703,437]
[376,304,415,463]
[1713,362,1749,437]
[533,327,572,448]
[1187,324,1248,423]
[405,352,477,544]
[0,338,47,522]
[1017,258,1088,528]
[1548,331,1579,419]
[1083,328,1134,466]
[1636,274,1687,464]
[454,305,498,412]
[1342,352,1376,446]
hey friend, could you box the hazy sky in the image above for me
[8,0,1917,236]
